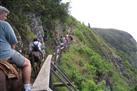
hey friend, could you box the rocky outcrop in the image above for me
[25,13,46,55]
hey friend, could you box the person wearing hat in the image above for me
[0,6,32,91]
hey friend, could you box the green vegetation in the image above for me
[1,1,137,91]
[94,28,137,67]
[58,23,137,91]
[3,0,69,43]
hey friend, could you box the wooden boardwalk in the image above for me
[32,55,53,91]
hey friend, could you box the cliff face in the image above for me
[25,13,45,55]
[1,0,69,54]
[93,28,137,67]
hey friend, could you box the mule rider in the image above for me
[0,6,32,91]
[29,38,43,62]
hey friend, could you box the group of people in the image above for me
[0,5,73,91]
[54,34,73,62]
[59,34,73,50]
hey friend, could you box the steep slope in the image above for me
[93,28,137,68]
[59,23,137,91]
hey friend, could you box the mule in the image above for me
[29,51,43,80]
[0,60,23,91]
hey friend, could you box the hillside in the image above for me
[93,28,137,68]
[1,1,137,91]
[59,25,137,91]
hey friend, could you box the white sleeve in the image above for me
[38,42,42,50]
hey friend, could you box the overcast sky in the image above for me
[62,0,137,41]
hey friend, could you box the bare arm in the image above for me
[12,44,16,49]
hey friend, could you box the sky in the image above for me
[62,0,137,41]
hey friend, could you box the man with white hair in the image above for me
[0,6,32,91]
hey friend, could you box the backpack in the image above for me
[32,42,39,51]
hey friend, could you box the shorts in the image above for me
[9,49,25,67]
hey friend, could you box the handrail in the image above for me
[51,63,77,91]
[32,55,53,91]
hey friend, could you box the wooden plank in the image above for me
[53,82,72,87]
[32,55,53,91]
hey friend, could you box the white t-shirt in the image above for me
[29,41,42,52]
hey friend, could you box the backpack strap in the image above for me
[32,42,39,51]
[33,42,38,46]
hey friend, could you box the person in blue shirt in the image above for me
[0,6,32,91]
